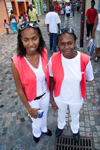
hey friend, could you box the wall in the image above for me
[0,0,9,34]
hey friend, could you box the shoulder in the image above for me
[51,52,61,60]
[41,48,48,56]
[94,8,97,11]
[80,52,90,63]
[11,54,23,62]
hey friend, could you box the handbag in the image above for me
[86,39,95,56]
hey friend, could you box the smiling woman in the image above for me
[11,22,52,143]
[49,28,94,142]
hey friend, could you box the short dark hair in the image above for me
[57,31,77,44]
[4,19,6,23]
[91,0,95,5]
[49,4,54,11]
[17,26,45,57]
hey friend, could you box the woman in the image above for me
[49,28,94,142]
[92,13,100,62]
[10,10,18,33]
[11,22,52,143]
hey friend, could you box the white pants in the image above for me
[28,91,50,138]
[55,99,83,134]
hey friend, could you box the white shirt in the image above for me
[49,51,94,104]
[45,11,61,33]
[11,18,16,23]
[65,6,71,14]
[24,55,48,98]
[96,14,100,31]
[43,5,47,11]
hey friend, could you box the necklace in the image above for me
[26,55,38,67]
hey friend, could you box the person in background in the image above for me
[23,12,27,22]
[28,4,40,24]
[18,16,23,26]
[60,2,62,9]
[60,7,64,20]
[11,22,52,143]
[62,3,65,15]
[4,19,9,34]
[10,10,18,33]
[43,4,47,13]
[92,13,100,62]
[45,4,61,52]
[21,14,24,22]
[49,28,94,142]
[65,3,71,21]
[85,0,97,40]
[27,6,30,21]
[55,2,60,16]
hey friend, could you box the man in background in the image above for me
[28,4,40,23]
[85,0,97,40]
[45,5,61,52]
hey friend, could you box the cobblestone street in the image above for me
[0,11,100,150]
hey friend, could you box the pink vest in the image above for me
[51,52,90,100]
[11,48,49,102]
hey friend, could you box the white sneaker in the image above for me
[86,37,89,40]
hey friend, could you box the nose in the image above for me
[29,39,34,46]
[64,43,69,49]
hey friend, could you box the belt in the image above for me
[34,93,46,100]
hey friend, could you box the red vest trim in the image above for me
[11,48,49,102]
[51,52,90,100]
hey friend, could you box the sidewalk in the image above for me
[0,11,100,150]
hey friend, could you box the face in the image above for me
[21,27,40,55]
[91,2,95,8]
[58,32,76,59]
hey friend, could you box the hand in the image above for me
[51,102,58,110]
[29,108,41,119]
[58,30,60,34]
[48,32,50,37]
[88,21,91,25]
[38,19,40,22]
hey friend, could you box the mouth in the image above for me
[28,47,36,51]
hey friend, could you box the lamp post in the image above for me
[80,0,86,47]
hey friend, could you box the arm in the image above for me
[91,15,98,39]
[28,10,30,21]
[49,77,58,110]
[11,61,39,118]
[47,24,50,37]
[36,14,40,22]
[87,16,91,24]
[58,23,60,34]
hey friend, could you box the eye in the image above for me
[24,38,28,42]
[60,43,65,46]
[68,42,72,45]
[32,37,37,41]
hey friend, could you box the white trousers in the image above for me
[54,99,83,134]
[28,91,50,138]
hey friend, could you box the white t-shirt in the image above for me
[11,18,16,23]
[45,11,61,33]
[49,51,94,104]
[24,55,48,98]
[65,6,71,14]
[96,14,100,31]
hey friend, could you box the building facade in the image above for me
[0,0,30,34]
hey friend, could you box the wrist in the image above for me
[28,107,32,113]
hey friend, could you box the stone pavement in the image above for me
[0,11,100,150]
